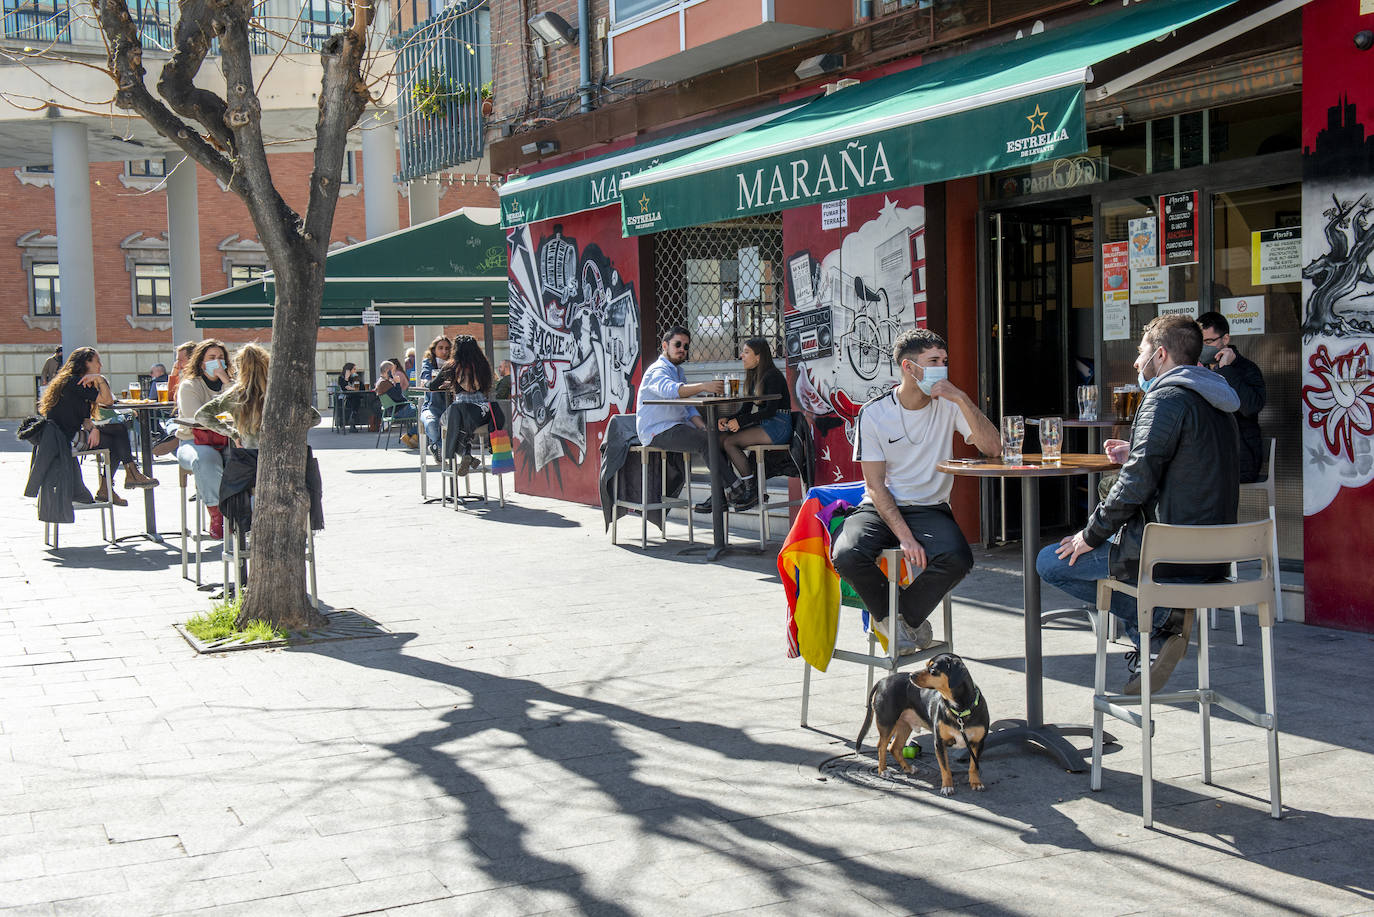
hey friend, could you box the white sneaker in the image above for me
[873,617,918,656]
[904,619,935,650]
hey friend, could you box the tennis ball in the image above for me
[902,744,918,759]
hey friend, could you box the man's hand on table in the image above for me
[1104,438,1129,464]
[1054,530,1093,566]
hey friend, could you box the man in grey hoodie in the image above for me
[1037,314,1240,694]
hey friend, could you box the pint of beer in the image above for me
[156,382,170,402]
[728,376,741,397]
[1112,386,1131,422]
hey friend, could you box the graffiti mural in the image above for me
[782,191,927,482]
[506,222,641,475]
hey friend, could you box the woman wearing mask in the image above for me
[714,337,791,510]
[39,347,158,505]
[417,335,452,463]
[428,335,493,474]
[195,343,319,448]
[176,339,234,537]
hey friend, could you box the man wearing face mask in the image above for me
[1037,315,1240,694]
[832,329,1001,654]
[1198,311,1266,483]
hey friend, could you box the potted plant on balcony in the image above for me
[412,70,455,120]
[480,81,493,117]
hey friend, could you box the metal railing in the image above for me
[2,2,69,42]
[393,0,488,182]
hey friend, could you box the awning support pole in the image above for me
[482,296,495,368]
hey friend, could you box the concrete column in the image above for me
[51,120,98,351]
[408,180,440,225]
[361,118,403,361]
[166,156,202,347]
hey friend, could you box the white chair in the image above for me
[44,448,116,549]
[178,468,211,586]
[446,427,506,510]
[225,518,319,610]
[610,445,694,548]
[729,414,808,545]
[1093,520,1281,828]
[800,548,955,727]
[1210,437,1283,643]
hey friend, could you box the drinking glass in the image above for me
[1001,415,1025,464]
[1112,386,1131,422]
[1040,415,1062,464]
[1077,385,1097,421]
[728,374,741,397]
[156,382,170,403]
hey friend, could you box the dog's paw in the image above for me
[940,785,955,797]
[899,760,914,774]
[971,781,987,792]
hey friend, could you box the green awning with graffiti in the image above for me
[190,207,509,328]
[496,105,797,229]
[617,0,1237,236]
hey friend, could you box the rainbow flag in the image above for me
[489,430,514,473]
[777,496,841,671]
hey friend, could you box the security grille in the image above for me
[652,219,784,363]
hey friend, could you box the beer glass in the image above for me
[1112,386,1131,423]
[1077,385,1097,421]
[728,374,741,397]
[1040,416,1062,464]
[156,382,170,403]
[1001,415,1025,464]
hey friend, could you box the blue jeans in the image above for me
[421,408,441,448]
[176,442,225,508]
[1035,541,1174,648]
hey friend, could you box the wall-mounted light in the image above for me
[528,12,578,48]
[519,140,559,157]
[794,52,843,81]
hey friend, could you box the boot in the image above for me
[206,505,224,540]
[95,475,128,507]
[123,465,159,490]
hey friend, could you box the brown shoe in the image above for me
[95,477,128,507]
[124,470,159,490]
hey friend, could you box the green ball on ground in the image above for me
[902,744,918,759]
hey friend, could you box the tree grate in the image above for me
[174,607,389,654]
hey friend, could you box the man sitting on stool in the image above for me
[635,325,724,454]
[1037,314,1240,694]
[832,328,1000,654]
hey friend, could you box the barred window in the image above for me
[652,219,784,363]
[126,158,167,178]
[133,0,172,48]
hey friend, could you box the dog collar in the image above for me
[947,689,980,720]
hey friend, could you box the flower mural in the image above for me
[1303,342,1374,462]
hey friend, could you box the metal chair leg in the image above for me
[640,448,649,549]
[1199,606,1213,785]
[307,524,318,611]
[610,471,619,545]
[1139,605,1154,828]
[800,662,812,727]
[684,452,693,545]
[1090,605,1108,792]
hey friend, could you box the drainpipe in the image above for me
[578,0,593,113]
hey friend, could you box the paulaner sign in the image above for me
[620,85,1086,236]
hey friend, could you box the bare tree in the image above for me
[94,0,378,630]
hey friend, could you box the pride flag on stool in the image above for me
[489,430,514,473]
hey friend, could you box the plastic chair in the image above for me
[610,444,694,548]
[375,398,414,449]
[1093,519,1281,828]
[44,448,116,549]
[1210,438,1282,643]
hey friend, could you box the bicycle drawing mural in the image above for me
[781,191,927,480]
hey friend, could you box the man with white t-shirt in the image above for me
[832,328,1002,654]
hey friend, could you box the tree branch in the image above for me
[157,0,235,155]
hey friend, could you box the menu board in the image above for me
[1159,191,1199,266]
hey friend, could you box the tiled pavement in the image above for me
[2,421,1372,916]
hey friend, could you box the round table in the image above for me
[938,453,1118,772]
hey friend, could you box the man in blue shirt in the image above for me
[636,326,723,454]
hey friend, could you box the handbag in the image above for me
[193,427,231,450]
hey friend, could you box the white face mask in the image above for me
[916,364,948,395]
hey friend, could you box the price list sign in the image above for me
[1158,191,1199,266]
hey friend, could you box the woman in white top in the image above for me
[175,339,233,538]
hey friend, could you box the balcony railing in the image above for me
[2,2,69,42]
[394,0,488,182]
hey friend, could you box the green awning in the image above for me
[191,207,510,328]
[618,0,1237,236]
[496,105,796,229]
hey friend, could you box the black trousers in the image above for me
[93,422,135,467]
[831,503,974,627]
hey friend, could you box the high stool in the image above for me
[1093,519,1281,827]
[446,428,506,510]
[1210,438,1282,643]
[610,445,693,548]
[800,547,955,727]
[45,448,116,549]
[178,468,214,586]
[730,442,805,545]
[225,518,319,610]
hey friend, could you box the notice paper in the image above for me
[1102,241,1129,294]
[1103,290,1131,341]
[1220,295,1265,335]
[1128,217,1158,269]
[1156,301,1199,320]
[1252,228,1302,285]
[1130,266,1168,304]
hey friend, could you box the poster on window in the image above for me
[1159,191,1199,265]
[1103,291,1131,340]
[1219,295,1265,335]
[1251,228,1302,284]
[1128,217,1157,269]
[1101,241,1129,294]
[1156,301,1199,320]
[1130,266,1168,303]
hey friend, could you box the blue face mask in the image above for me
[916,365,948,395]
[1137,350,1159,392]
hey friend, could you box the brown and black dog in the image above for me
[854,653,991,795]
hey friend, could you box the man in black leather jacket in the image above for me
[1036,315,1240,694]
[1198,311,1266,482]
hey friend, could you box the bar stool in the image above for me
[610,445,693,548]
[730,443,806,545]
[800,547,955,727]
[225,518,319,610]
[1210,438,1282,643]
[179,468,212,586]
[45,448,116,549]
[1093,519,1281,828]
[446,427,506,509]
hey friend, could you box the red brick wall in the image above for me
[489,0,611,131]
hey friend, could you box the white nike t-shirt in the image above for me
[853,390,974,506]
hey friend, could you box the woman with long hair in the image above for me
[715,337,791,510]
[418,335,452,462]
[39,346,159,505]
[375,358,418,448]
[176,339,234,537]
[195,343,318,447]
[427,334,493,474]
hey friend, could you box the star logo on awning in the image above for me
[638,193,651,213]
[1026,105,1049,133]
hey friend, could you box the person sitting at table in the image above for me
[635,325,724,458]
[195,343,319,450]
[418,336,452,463]
[39,346,159,506]
[403,348,416,381]
[429,335,495,475]
[831,329,1001,655]
[712,337,791,512]
[336,362,362,392]
[176,339,234,538]
[1036,314,1240,695]
[375,359,417,448]
[145,363,169,401]
[167,341,194,402]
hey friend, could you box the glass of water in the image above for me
[1040,415,1062,464]
[1001,415,1025,464]
[1077,385,1097,421]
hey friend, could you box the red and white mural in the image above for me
[1301,0,1374,630]
[781,189,927,484]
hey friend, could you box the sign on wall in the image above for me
[1252,228,1302,284]
[1219,295,1265,335]
[1131,266,1169,304]
[1157,301,1199,319]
